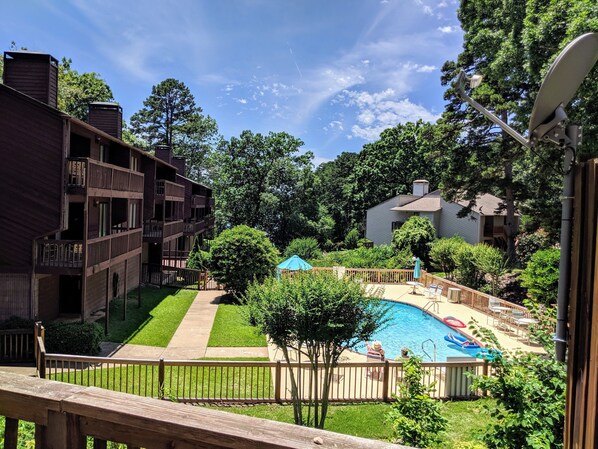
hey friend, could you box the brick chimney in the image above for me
[154,145,172,165]
[3,51,59,108]
[412,180,429,196]
[172,156,186,175]
[88,102,122,139]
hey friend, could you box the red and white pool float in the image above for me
[442,316,466,328]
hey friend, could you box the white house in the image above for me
[365,180,517,246]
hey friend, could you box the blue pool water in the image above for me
[359,301,478,361]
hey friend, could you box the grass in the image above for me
[208,303,267,347]
[204,398,497,446]
[98,287,196,347]
[49,358,274,401]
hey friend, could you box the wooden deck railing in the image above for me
[67,158,144,193]
[143,220,184,239]
[39,352,487,403]
[0,372,402,449]
[36,240,84,268]
[183,219,206,234]
[155,179,185,201]
[191,193,207,207]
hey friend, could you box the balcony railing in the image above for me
[208,196,215,207]
[184,219,206,235]
[0,372,398,449]
[67,158,144,194]
[155,179,185,201]
[143,220,184,240]
[191,194,207,207]
[36,240,83,268]
[36,229,142,270]
[205,216,215,228]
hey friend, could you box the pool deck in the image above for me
[267,283,545,362]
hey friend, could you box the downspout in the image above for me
[555,143,576,362]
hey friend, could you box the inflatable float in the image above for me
[442,316,466,328]
[444,332,481,349]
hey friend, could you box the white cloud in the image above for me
[438,25,458,33]
[416,65,436,73]
[342,89,440,141]
[323,120,345,132]
[236,98,248,104]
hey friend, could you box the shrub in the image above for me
[344,229,360,250]
[392,216,436,265]
[520,248,560,306]
[186,246,210,270]
[309,245,412,269]
[209,225,279,297]
[515,229,552,266]
[386,355,447,447]
[358,238,374,248]
[475,245,508,295]
[283,237,321,260]
[44,321,103,355]
[429,236,466,279]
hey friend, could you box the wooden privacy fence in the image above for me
[38,352,488,403]
[0,372,399,449]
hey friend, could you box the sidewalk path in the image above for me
[109,290,268,360]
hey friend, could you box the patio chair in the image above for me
[487,297,504,325]
[426,284,439,299]
[434,286,443,302]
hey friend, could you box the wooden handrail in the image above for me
[0,372,403,448]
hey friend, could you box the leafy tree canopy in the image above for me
[392,216,436,264]
[209,225,278,297]
[130,78,218,182]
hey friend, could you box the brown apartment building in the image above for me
[0,51,214,322]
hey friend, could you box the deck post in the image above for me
[275,361,282,403]
[138,253,142,308]
[123,259,128,321]
[5,417,18,449]
[105,267,110,335]
[158,358,165,399]
[382,360,390,402]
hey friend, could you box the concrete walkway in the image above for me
[108,290,268,360]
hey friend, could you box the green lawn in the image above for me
[205,398,496,446]
[208,303,267,347]
[49,358,274,401]
[98,287,196,347]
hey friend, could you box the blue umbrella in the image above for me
[277,255,313,271]
[413,257,421,280]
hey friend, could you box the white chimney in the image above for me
[412,180,429,196]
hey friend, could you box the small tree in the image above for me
[520,248,560,306]
[186,239,210,270]
[244,272,389,428]
[475,245,509,295]
[386,355,447,447]
[209,225,278,297]
[429,236,466,279]
[283,237,321,260]
[344,228,360,249]
[392,216,436,265]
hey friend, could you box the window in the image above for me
[128,202,138,229]
[99,202,109,237]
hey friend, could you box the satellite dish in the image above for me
[529,33,598,140]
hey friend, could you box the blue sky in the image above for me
[2,0,463,165]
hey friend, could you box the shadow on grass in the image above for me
[98,287,192,345]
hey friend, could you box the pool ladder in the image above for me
[422,338,437,362]
[423,300,439,314]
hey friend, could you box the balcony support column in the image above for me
[138,253,142,308]
[104,267,110,336]
[123,259,128,321]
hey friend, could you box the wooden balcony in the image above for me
[183,219,206,235]
[36,229,142,274]
[208,196,215,207]
[0,372,399,449]
[155,179,185,202]
[483,226,506,238]
[67,158,144,198]
[143,219,185,242]
[205,215,215,228]
[191,193,207,207]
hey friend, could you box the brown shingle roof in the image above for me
[390,190,442,212]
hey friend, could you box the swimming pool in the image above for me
[360,301,478,361]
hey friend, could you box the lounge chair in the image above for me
[426,284,439,299]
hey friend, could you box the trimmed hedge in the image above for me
[44,321,103,355]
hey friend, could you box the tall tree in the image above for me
[439,0,528,264]
[58,57,114,120]
[210,130,319,247]
[130,78,218,182]
[314,152,360,242]
[352,120,445,231]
